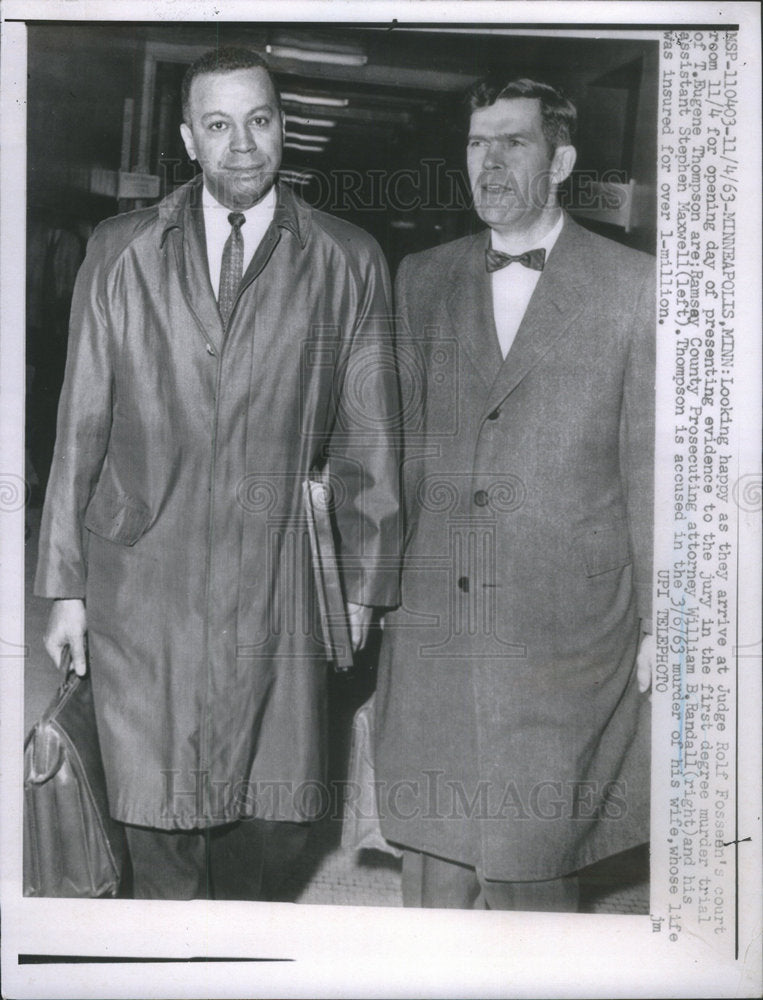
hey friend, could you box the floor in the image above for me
[24,505,649,913]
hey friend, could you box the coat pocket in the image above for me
[83,488,152,546]
[578,521,632,577]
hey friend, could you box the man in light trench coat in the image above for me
[35,47,400,900]
[375,77,655,911]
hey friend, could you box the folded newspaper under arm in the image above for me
[302,476,354,671]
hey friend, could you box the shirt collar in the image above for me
[160,174,311,248]
[201,181,276,226]
[490,210,565,258]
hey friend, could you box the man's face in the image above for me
[467,97,571,235]
[180,67,284,210]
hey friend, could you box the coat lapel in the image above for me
[238,183,310,294]
[484,215,588,413]
[443,231,503,386]
[160,177,224,350]
[181,193,226,348]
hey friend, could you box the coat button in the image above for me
[206,343,216,356]
[474,489,489,507]
[457,576,470,593]
[487,408,501,420]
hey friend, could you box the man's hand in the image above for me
[43,599,88,676]
[346,601,373,653]
[636,630,655,694]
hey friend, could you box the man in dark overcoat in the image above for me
[375,77,655,911]
[35,47,400,900]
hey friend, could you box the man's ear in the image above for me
[550,144,576,186]
[180,122,196,161]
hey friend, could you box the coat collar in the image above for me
[157,176,313,353]
[159,175,311,249]
[444,229,503,386]
[444,214,589,409]
[482,213,586,412]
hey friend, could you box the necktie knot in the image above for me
[228,211,246,232]
[485,246,546,273]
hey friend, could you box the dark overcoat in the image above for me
[35,178,400,829]
[375,216,654,881]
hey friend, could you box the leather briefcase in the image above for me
[23,648,126,897]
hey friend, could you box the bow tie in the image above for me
[485,247,546,273]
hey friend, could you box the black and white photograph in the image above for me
[0,2,760,998]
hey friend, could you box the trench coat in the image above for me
[375,215,654,881]
[35,177,400,829]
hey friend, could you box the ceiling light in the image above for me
[279,171,313,185]
[285,131,330,144]
[267,44,367,67]
[281,92,349,108]
[285,114,337,129]
[284,141,327,153]
[289,106,410,127]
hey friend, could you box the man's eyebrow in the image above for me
[468,130,532,141]
[200,105,275,120]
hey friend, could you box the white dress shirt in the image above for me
[202,183,277,299]
[490,212,564,359]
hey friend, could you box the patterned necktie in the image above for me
[218,211,246,327]
[485,247,546,273]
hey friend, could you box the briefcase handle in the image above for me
[25,646,82,784]
[25,646,75,785]
[54,644,83,699]
[59,643,73,676]
[25,736,66,785]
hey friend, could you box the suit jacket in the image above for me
[35,178,400,829]
[375,215,655,880]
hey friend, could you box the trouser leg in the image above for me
[402,848,579,912]
[124,824,208,900]
[402,849,482,908]
[477,871,579,912]
[125,819,310,901]
[210,818,310,901]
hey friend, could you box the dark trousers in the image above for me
[402,849,579,912]
[124,819,310,901]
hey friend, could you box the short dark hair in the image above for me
[466,77,577,154]
[181,46,279,123]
